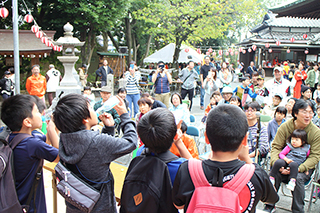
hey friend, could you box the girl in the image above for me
[201,93,216,123]
[269,129,310,191]
[230,95,242,108]
[202,68,218,108]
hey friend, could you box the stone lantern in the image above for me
[54,22,85,95]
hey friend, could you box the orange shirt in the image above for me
[26,74,47,98]
[170,134,199,159]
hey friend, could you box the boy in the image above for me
[254,75,269,107]
[53,93,137,213]
[262,93,283,118]
[83,86,95,107]
[1,95,59,213]
[267,106,287,145]
[172,104,279,212]
[233,77,258,106]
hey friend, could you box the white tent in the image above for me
[143,43,203,63]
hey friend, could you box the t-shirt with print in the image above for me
[200,64,211,80]
[172,159,279,213]
[9,134,58,213]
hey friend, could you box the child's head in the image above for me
[137,98,152,115]
[301,85,312,100]
[206,104,248,152]
[212,90,222,102]
[117,87,127,100]
[272,94,282,106]
[53,94,96,133]
[32,95,46,115]
[180,121,188,134]
[274,106,287,121]
[289,129,307,148]
[137,108,177,154]
[221,87,233,102]
[1,95,41,131]
[83,86,92,95]
[241,77,250,87]
[171,93,182,107]
[209,93,217,105]
[229,95,242,108]
[100,86,112,102]
[243,101,261,121]
[257,76,264,86]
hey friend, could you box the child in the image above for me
[269,129,310,191]
[83,86,95,107]
[212,90,222,104]
[53,93,138,213]
[254,75,269,107]
[172,104,279,212]
[262,93,282,118]
[1,95,59,213]
[0,70,14,99]
[312,105,320,128]
[313,84,320,101]
[233,76,258,106]
[201,93,216,123]
[229,95,242,108]
[267,106,287,145]
[117,87,130,111]
[170,121,199,159]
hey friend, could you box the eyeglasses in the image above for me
[245,109,256,113]
[299,110,314,116]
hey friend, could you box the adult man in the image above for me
[246,61,257,78]
[78,64,88,88]
[95,59,113,87]
[264,99,320,212]
[200,56,212,110]
[26,64,46,102]
[152,61,172,108]
[265,66,291,106]
[179,61,199,110]
[93,86,121,127]
[45,64,62,105]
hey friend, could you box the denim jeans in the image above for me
[127,93,140,118]
[200,87,205,107]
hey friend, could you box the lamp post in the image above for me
[54,22,85,96]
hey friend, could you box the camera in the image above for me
[159,64,165,72]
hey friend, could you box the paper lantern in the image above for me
[53,45,58,51]
[286,49,290,53]
[268,48,273,53]
[265,43,270,48]
[235,51,239,55]
[212,51,216,57]
[57,46,63,52]
[196,48,201,54]
[0,7,9,18]
[290,37,295,42]
[36,31,43,38]
[41,37,48,44]
[228,48,232,53]
[276,41,281,46]
[242,49,246,54]
[24,14,33,23]
[206,52,210,55]
[225,52,229,56]
[208,48,213,53]
[248,48,252,53]
[185,48,189,53]
[31,25,39,33]
[305,49,309,54]
[239,47,243,52]
[45,40,53,47]
[218,50,223,55]
[252,45,257,51]
[303,34,308,39]
[230,51,234,56]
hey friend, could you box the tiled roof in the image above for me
[265,16,320,28]
[258,32,318,41]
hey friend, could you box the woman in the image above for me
[202,68,218,108]
[218,62,232,91]
[257,65,265,78]
[125,61,141,118]
[293,64,307,99]
[135,98,152,127]
[300,85,316,113]
[169,93,190,125]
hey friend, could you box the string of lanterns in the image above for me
[0,4,62,52]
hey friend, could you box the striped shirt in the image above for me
[125,71,141,95]
[247,122,269,155]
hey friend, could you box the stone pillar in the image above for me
[107,74,114,94]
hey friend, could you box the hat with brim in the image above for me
[101,86,112,93]
[4,71,10,75]
[274,93,283,100]
[257,75,264,80]
[221,86,233,94]
[274,67,283,72]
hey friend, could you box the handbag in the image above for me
[55,161,110,213]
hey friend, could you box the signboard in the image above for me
[5,57,22,66]
[306,55,317,62]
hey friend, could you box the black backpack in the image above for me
[120,150,179,213]
[0,126,43,213]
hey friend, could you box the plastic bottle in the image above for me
[96,96,119,116]
[44,91,64,121]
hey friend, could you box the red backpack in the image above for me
[186,159,255,213]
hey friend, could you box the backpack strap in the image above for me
[9,133,32,149]
[188,158,210,188]
[224,164,255,195]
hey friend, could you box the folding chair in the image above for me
[190,114,196,125]
[186,125,200,150]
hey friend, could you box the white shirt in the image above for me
[46,68,61,92]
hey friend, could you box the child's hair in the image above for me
[32,95,46,114]
[212,90,221,97]
[252,71,259,77]
[141,93,150,98]
[137,98,153,108]
[288,129,308,146]
[243,101,261,112]
[117,87,127,94]
[1,95,36,131]
[274,106,287,117]
[180,121,188,133]
[53,94,91,133]
[241,77,249,82]
[83,86,91,91]
[170,93,182,105]
[137,108,177,154]
[230,95,242,108]
[206,104,248,152]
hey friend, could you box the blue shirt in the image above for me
[267,118,285,144]
[9,133,58,213]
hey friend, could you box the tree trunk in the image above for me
[132,33,137,62]
[80,27,87,64]
[102,32,109,52]
[107,31,119,51]
[125,16,132,66]
[173,37,181,70]
[139,34,152,66]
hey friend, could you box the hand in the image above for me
[99,113,115,127]
[238,145,253,163]
[114,95,128,116]
[286,158,293,164]
[173,120,183,141]
[279,167,291,175]
[305,171,309,175]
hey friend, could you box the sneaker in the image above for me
[287,180,296,191]
[263,204,275,212]
[200,106,204,110]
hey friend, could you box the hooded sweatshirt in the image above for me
[59,113,138,213]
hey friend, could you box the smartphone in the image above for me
[159,64,165,71]
[130,64,135,70]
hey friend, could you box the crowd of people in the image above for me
[1,57,320,213]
